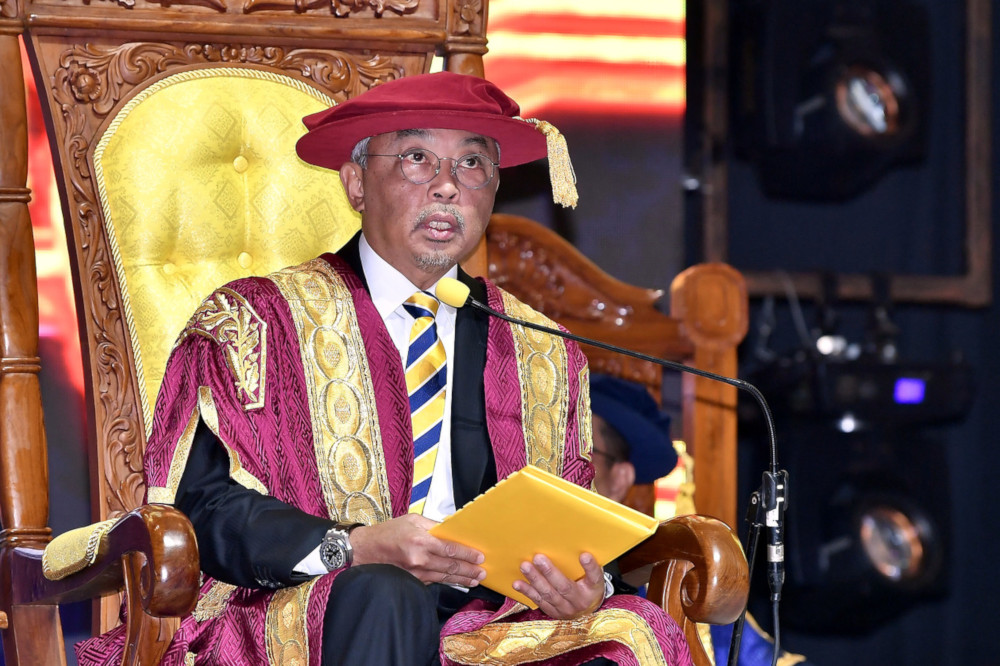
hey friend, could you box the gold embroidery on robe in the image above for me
[441,607,668,665]
[193,580,237,622]
[577,365,593,460]
[500,291,570,476]
[176,287,267,410]
[265,579,318,666]
[269,259,393,524]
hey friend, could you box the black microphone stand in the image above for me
[461,296,790,665]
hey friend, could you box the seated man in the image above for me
[77,73,691,665]
[589,374,679,504]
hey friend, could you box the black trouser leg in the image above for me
[321,564,439,666]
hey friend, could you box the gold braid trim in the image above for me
[577,365,593,461]
[516,117,578,209]
[268,258,392,524]
[500,290,570,477]
[441,607,668,665]
[265,579,319,666]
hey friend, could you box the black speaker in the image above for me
[746,419,950,635]
[731,0,930,201]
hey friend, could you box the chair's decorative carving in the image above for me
[487,214,697,396]
[329,0,419,17]
[452,0,484,35]
[56,43,401,115]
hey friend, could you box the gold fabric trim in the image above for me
[697,623,716,666]
[147,486,172,504]
[576,364,593,460]
[157,404,203,505]
[149,386,267,505]
[41,518,117,580]
[93,66,338,438]
[193,581,237,622]
[265,579,318,666]
[198,386,269,495]
[442,607,668,666]
[268,259,392,523]
[500,291,570,477]
[177,288,267,410]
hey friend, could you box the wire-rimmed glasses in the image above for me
[366,148,499,189]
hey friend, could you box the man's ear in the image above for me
[339,163,365,212]
[608,461,637,504]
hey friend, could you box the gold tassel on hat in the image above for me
[518,117,579,208]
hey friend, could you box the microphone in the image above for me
[436,277,788,661]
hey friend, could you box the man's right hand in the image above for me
[350,514,486,588]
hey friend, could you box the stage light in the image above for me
[741,354,972,634]
[731,0,930,201]
[858,504,927,582]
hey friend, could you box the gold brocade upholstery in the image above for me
[41,519,116,581]
[93,67,361,433]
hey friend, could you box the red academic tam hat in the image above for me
[296,72,577,207]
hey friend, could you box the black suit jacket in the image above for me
[176,236,496,589]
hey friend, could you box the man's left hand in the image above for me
[512,552,606,620]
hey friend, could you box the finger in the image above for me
[434,537,485,564]
[423,554,486,586]
[579,552,604,586]
[531,555,575,596]
[519,559,572,616]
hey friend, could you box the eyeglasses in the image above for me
[591,449,622,465]
[365,148,499,190]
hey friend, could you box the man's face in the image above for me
[340,128,500,289]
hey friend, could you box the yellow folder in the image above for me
[429,464,660,608]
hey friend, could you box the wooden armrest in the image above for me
[11,504,199,618]
[619,515,749,666]
[621,514,748,624]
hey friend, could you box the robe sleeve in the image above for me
[174,418,334,589]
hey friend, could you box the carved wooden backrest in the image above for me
[487,213,749,525]
[1,0,491,642]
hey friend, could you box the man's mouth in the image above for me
[416,207,465,242]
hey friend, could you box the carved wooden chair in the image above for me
[0,0,749,663]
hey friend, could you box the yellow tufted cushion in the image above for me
[93,68,361,435]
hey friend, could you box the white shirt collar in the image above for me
[358,232,459,319]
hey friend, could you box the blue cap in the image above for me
[589,374,678,484]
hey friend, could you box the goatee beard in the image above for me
[414,205,465,271]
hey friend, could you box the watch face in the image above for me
[320,530,350,571]
[322,544,346,570]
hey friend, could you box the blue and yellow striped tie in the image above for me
[403,291,447,514]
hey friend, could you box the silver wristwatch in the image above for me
[319,525,356,572]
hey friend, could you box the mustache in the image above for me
[415,204,465,231]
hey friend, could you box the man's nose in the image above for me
[429,161,460,199]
